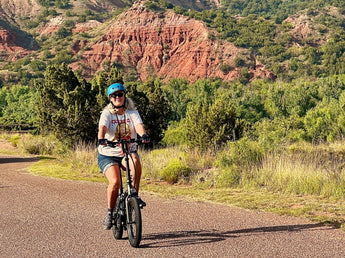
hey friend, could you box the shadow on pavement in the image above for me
[0,157,39,164]
[141,223,326,248]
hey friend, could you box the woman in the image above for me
[97,83,149,230]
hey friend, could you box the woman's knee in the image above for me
[106,166,121,189]
[108,180,121,189]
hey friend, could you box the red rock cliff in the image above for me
[71,2,274,82]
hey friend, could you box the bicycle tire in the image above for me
[112,198,123,240]
[127,197,142,248]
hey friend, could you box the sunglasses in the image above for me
[110,92,125,98]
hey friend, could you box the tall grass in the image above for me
[142,138,345,200]
[140,145,215,183]
[220,140,345,199]
[30,141,104,182]
[18,134,68,155]
[61,141,102,179]
[8,133,345,199]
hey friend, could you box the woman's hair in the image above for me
[125,97,136,111]
[106,97,136,114]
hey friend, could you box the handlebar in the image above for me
[106,138,143,148]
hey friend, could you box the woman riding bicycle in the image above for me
[97,83,150,230]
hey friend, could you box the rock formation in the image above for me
[71,1,274,82]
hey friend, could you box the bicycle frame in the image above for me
[109,138,139,193]
[108,138,143,247]
[118,139,137,222]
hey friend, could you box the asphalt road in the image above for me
[1,155,345,257]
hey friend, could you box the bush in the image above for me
[161,120,187,146]
[214,137,264,169]
[304,97,344,142]
[216,165,241,187]
[18,134,67,155]
[159,158,191,184]
[185,94,236,151]
[10,135,20,147]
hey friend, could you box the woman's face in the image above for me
[110,91,125,106]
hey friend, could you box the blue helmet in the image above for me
[107,83,126,97]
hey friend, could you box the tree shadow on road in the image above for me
[0,157,40,164]
[140,223,326,248]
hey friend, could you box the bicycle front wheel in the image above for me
[127,197,142,248]
[112,198,123,240]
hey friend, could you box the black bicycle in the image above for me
[107,138,145,248]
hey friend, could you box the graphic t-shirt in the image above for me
[98,108,143,157]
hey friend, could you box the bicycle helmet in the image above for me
[107,83,126,97]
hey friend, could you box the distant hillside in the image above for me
[68,1,274,83]
[0,0,345,85]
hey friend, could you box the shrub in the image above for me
[304,98,343,142]
[216,165,241,187]
[220,63,233,74]
[185,94,236,151]
[214,137,264,169]
[161,120,187,146]
[10,135,20,147]
[18,134,67,155]
[159,158,191,184]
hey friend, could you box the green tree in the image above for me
[139,78,170,144]
[304,97,344,142]
[185,94,236,151]
[163,78,189,121]
[0,85,38,130]
[36,63,99,143]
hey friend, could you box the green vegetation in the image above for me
[0,85,38,130]
[159,158,191,184]
[4,63,345,149]
[35,63,101,143]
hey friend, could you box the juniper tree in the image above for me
[36,63,99,144]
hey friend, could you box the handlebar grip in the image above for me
[106,138,142,147]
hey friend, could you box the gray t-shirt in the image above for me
[98,108,143,157]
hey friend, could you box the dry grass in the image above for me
[2,134,345,227]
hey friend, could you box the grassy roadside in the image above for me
[26,151,345,229]
[1,135,344,229]
[142,182,345,228]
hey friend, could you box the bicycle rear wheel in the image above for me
[112,198,123,240]
[127,197,142,247]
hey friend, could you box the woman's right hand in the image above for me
[98,139,108,145]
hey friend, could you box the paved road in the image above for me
[1,155,345,257]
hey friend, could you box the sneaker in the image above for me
[102,211,113,230]
[137,198,146,209]
[131,192,146,208]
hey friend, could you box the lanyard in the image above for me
[115,112,126,139]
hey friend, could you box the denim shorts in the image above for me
[98,153,123,175]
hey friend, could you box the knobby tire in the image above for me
[112,198,123,240]
[127,197,142,248]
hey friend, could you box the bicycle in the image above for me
[107,138,145,248]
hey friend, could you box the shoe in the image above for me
[102,211,113,230]
[137,198,146,209]
[130,192,146,208]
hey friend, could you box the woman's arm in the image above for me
[98,125,108,139]
[135,123,146,137]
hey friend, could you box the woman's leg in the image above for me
[129,153,142,193]
[105,164,121,209]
